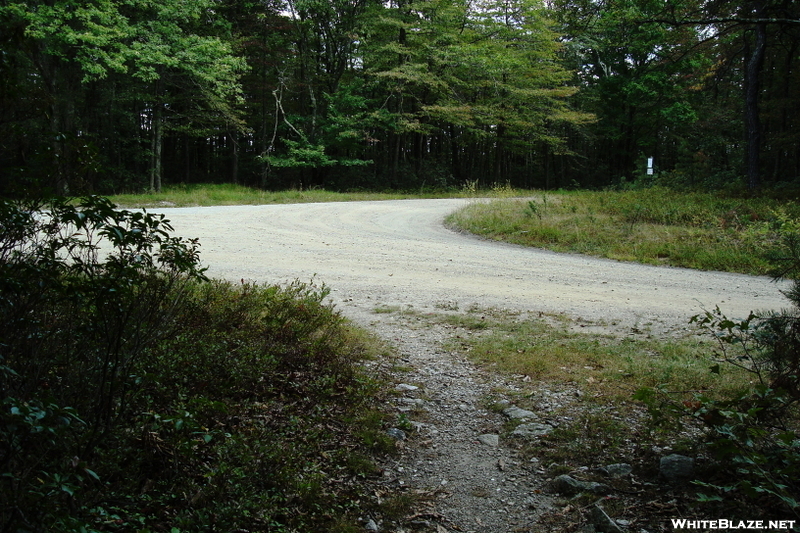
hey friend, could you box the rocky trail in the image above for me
[351,308,702,533]
[362,311,556,533]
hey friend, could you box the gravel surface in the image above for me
[155,199,788,332]
[153,199,791,532]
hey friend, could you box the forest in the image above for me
[0,0,798,196]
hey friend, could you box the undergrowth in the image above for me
[430,303,799,521]
[0,197,392,532]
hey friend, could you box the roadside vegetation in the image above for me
[387,298,800,522]
[105,181,527,208]
[4,185,800,529]
[447,186,800,276]
[115,183,800,277]
[0,197,396,532]
[106,183,448,208]
[438,308,743,404]
[443,187,800,519]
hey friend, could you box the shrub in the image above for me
[1,196,206,530]
[688,307,800,512]
[1,196,385,532]
[635,218,800,517]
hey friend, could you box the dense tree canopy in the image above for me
[0,0,797,194]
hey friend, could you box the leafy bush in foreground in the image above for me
[1,196,206,529]
[636,220,800,518]
[1,197,385,532]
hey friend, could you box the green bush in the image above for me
[1,197,384,532]
[635,220,800,518]
[1,196,206,531]
[689,308,800,512]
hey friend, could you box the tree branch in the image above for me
[645,16,800,26]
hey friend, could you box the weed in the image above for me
[525,199,542,219]
[396,413,414,431]
[490,180,516,197]
[461,179,479,195]
[378,494,419,521]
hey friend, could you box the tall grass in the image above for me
[106,183,414,207]
[446,187,800,275]
[107,182,542,207]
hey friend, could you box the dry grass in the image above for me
[446,188,800,275]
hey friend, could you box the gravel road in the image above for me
[155,198,789,331]
[153,198,791,532]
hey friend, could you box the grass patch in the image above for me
[441,310,751,404]
[398,304,753,457]
[446,187,800,275]
[108,183,426,207]
[107,182,537,208]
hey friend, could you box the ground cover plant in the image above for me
[414,303,800,524]
[0,197,392,532]
[446,187,800,275]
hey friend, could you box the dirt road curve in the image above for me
[155,198,789,332]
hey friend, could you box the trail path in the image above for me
[154,199,789,532]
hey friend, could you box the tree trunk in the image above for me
[450,125,460,182]
[744,20,767,192]
[184,135,192,183]
[36,49,71,195]
[150,101,163,192]
[230,131,239,185]
[494,124,506,184]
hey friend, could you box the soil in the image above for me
[154,200,791,532]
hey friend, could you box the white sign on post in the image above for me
[647,157,654,175]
